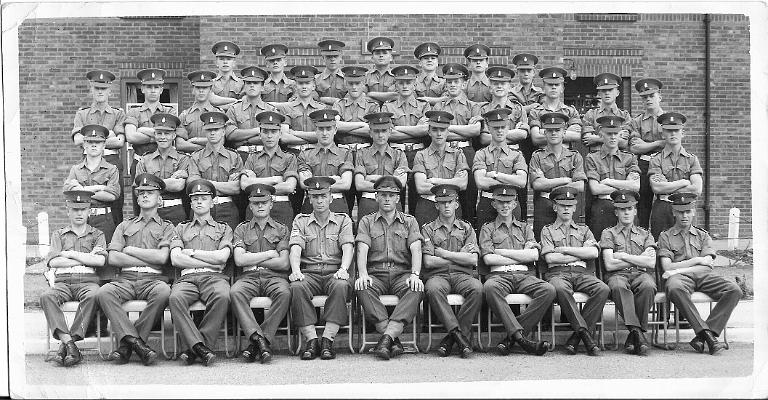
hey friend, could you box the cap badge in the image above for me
[271,48,275,54]
[644,82,648,88]
[497,70,502,77]
[76,195,81,202]
[681,195,686,202]
[441,188,446,195]
[427,45,431,52]
[161,117,166,123]
[670,116,675,122]
[379,41,383,47]
[209,117,214,123]
[315,181,320,189]
[256,188,261,194]
[91,129,96,136]
[142,177,148,185]
[323,113,327,119]
[502,188,507,195]
[151,72,155,78]
[552,72,556,78]
[224,45,228,51]
[621,194,626,200]
[268,115,273,122]
[251,70,255,76]
[328,44,332,50]
[99,74,103,80]
[604,78,609,84]
[523,57,528,62]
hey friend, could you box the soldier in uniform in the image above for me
[354,112,409,219]
[210,41,244,104]
[315,39,347,105]
[296,109,354,215]
[463,44,492,103]
[473,108,528,224]
[279,65,329,150]
[528,113,586,240]
[72,70,126,225]
[412,111,469,227]
[96,174,174,366]
[240,111,298,227]
[63,125,120,244]
[413,42,446,104]
[225,66,277,163]
[648,112,703,239]
[288,177,355,360]
[541,186,608,356]
[135,113,190,225]
[188,111,244,230]
[169,179,233,366]
[176,70,223,154]
[421,184,481,358]
[41,190,106,367]
[261,44,295,104]
[355,176,424,360]
[600,190,657,355]
[528,67,582,149]
[628,79,666,229]
[125,68,178,215]
[510,53,544,113]
[659,193,742,355]
[581,73,632,154]
[585,115,640,240]
[480,185,553,355]
[230,183,291,363]
[363,37,398,104]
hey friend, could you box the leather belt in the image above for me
[160,198,183,208]
[103,149,119,156]
[214,196,233,204]
[622,265,648,272]
[490,265,529,273]
[55,266,96,275]
[123,266,163,274]
[338,143,371,150]
[657,194,672,202]
[480,191,494,199]
[331,193,344,200]
[538,191,550,199]
[421,194,436,202]
[89,207,110,216]
[448,140,471,148]
[237,145,264,153]
[639,154,653,162]
[596,194,612,200]
[243,265,269,273]
[361,192,377,199]
[390,143,425,151]
[550,261,587,270]
[134,154,144,163]
[287,144,309,151]
[181,267,217,276]
[273,195,290,202]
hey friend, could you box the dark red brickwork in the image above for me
[18,14,750,241]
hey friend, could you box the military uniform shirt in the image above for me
[262,74,295,103]
[479,100,527,132]
[289,212,354,266]
[315,69,346,99]
[382,96,431,127]
[415,72,446,98]
[422,218,478,277]
[657,225,717,263]
[431,94,482,125]
[46,224,106,278]
[585,148,640,181]
[540,219,599,256]
[63,159,120,208]
[124,102,178,156]
[212,74,244,99]
[234,217,290,254]
[170,215,234,269]
[600,224,656,258]
[279,99,328,132]
[354,145,408,176]
[109,214,176,272]
[136,148,193,199]
[243,148,299,180]
[528,101,582,129]
[473,143,527,176]
[510,84,544,107]
[224,98,277,139]
[413,146,469,179]
[364,68,396,93]
[297,144,353,177]
[73,104,126,136]
[528,148,587,187]
[178,102,222,141]
[628,110,664,150]
[581,103,632,135]
[356,211,422,268]
[189,145,244,186]
[465,74,492,103]
[479,218,539,257]
[332,96,380,123]
[648,147,703,182]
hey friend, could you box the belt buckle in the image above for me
[449,141,458,149]
[405,144,413,151]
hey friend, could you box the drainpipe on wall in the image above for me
[703,14,712,231]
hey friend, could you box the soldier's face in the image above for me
[428,125,448,146]
[554,203,576,220]
[492,199,516,217]
[190,194,213,215]
[371,49,392,66]
[266,57,286,73]
[67,207,89,226]
[602,130,620,149]
[346,80,364,97]
[445,78,466,96]
[250,199,272,218]
[309,192,330,213]
[244,81,264,97]
[615,205,637,225]
[467,58,488,73]
[544,82,563,99]
[489,124,507,143]
[316,125,336,146]
[641,92,661,110]
[491,80,510,97]
[260,128,281,148]
[216,55,235,73]
[545,127,565,145]
[419,55,438,72]
[154,129,176,150]
[662,128,684,145]
[436,199,458,218]
[598,87,619,105]
[205,127,225,145]
[376,191,399,212]
[83,139,105,157]
[91,85,111,103]
[324,54,341,70]
[674,208,695,227]
[136,189,161,209]
[194,86,211,102]
[141,84,163,103]
[370,126,392,145]
[517,68,535,85]
[296,81,315,98]
[396,79,415,96]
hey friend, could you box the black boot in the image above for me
[178,349,197,365]
[701,330,726,355]
[496,335,515,355]
[300,338,320,360]
[128,336,158,366]
[450,328,473,358]
[62,340,82,367]
[193,343,216,366]
[579,329,600,356]
[689,332,706,353]
[108,339,132,364]
[52,342,67,365]
[564,332,580,355]
[320,337,335,360]
[624,330,638,354]
[436,334,454,357]
[634,329,649,356]
[373,334,393,360]
[253,334,272,363]
[390,337,405,358]
[241,342,258,363]
[513,331,548,356]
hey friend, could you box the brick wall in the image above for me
[18,13,751,241]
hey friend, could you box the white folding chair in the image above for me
[173,300,235,357]
[359,295,420,353]
[293,295,355,355]
[424,294,482,352]
[234,297,292,354]
[108,300,172,359]
[548,292,605,351]
[485,294,543,350]
[46,301,107,360]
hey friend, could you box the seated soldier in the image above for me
[41,190,106,367]
[230,184,291,363]
[169,179,233,366]
[421,184,482,358]
[600,190,657,355]
[288,177,355,360]
[355,176,424,360]
[659,193,742,355]
[541,186,609,356]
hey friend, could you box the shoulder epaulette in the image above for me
[78,106,89,111]
[129,104,142,109]
[692,225,709,234]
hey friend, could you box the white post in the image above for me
[37,211,50,256]
[728,208,740,250]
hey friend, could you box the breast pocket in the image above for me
[327,158,343,175]
[549,229,567,247]
[325,232,340,257]
[491,230,509,248]
[196,158,214,176]
[278,85,293,98]
[393,228,409,251]
[148,228,166,248]
[250,163,267,176]
[304,233,319,256]
[499,157,518,172]
[431,231,449,249]
[613,165,627,179]
[371,230,387,252]
[424,158,439,177]
[203,228,225,250]
[262,85,276,96]
[443,156,457,175]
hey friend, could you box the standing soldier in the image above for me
[628,79,666,229]
[315,39,347,105]
[528,67,582,149]
[96,174,174,366]
[463,44,492,103]
[261,44,295,104]
[355,176,424,360]
[659,193,741,355]
[169,179,233,366]
[413,42,446,104]
[354,112,409,219]
[528,113,586,240]
[176,70,223,154]
[296,109,354,215]
[364,37,398,104]
[41,190,106,367]
[585,115,640,240]
[211,41,244,104]
[225,66,277,163]
[188,111,244,230]
[125,68,178,215]
[230,183,291,364]
[63,125,120,245]
[510,53,544,113]
[421,184,482,358]
[600,190,657,355]
[135,113,190,225]
[480,185,554,355]
[541,186,609,356]
[72,70,126,225]
[288,177,355,360]
[473,108,528,224]
[412,111,469,227]
[581,73,632,154]
[648,112,703,239]
[239,111,298,227]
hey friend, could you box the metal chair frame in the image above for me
[45,301,107,360]
[547,292,605,351]
[423,293,483,352]
[233,296,293,354]
[359,295,420,354]
[293,295,356,355]
[172,300,236,358]
[485,294,543,350]
[108,300,173,359]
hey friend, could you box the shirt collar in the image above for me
[203,143,230,157]
[61,224,97,237]
[668,224,698,237]
[418,72,442,83]
[314,143,340,156]
[446,93,469,106]
[250,216,278,230]
[77,157,112,170]
[598,102,620,115]
[487,142,511,153]
[138,213,164,226]
[192,213,217,227]
[494,216,522,230]
[320,68,344,79]
[89,103,114,113]
[308,211,340,227]
[140,102,162,112]
[599,146,620,159]
[190,101,215,113]
[265,73,290,84]
[468,74,490,86]
[552,218,579,231]
[242,98,269,111]
[214,73,242,82]
[396,95,418,108]
[374,210,405,224]
[150,147,181,160]
[662,146,692,159]
[642,108,664,120]
[427,144,457,155]
[372,145,395,158]
[433,217,462,230]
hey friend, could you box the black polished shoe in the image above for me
[701,330,726,355]
[62,340,82,367]
[178,349,197,365]
[300,338,320,360]
[241,342,258,363]
[564,332,580,355]
[130,337,158,366]
[390,337,405,358]
[373,334,393,360]
[579,329,600,356]
[624,330,638,354]
[108,339,132,364]
[320,337,336,360]
[193,343,216,366]
[253,334,273,364]
[635,331,649,356]
[689,332,705,353]
[451,329,473,358]
[51,342,67,365]
[515,335,548,356]
[436,334,454,357]
[496,336,515,355]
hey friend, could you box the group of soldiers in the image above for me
[42,37,742,367]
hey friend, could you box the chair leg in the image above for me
[425,302,432,353]
[486,308,493,350]
[161,309,172,360]
[613,308,620,351]
[359,305,367,354]
[548,305,556,351]
[224,315,233,358]
[475,310,483,351]
[674,307,680,346]
[347,303,355,354]
[96,310,108,360]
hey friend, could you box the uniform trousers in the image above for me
[158,203,187,226]
[230,270,290,344]
[404,148,419,214]
[283,147,304,215]
[483,272,556,335]
[547,269,610,331]
[637,158,653,229]
[532,195,557,242]
[606,270,656,331]
[456,146,477,223]
[588,198,618,241]
[357,268,423,327]
[169,272,231,350]
[96,273,170,342]
[41,274,100,341]
[104,153,124,225]
[244,201,294,229]
[665,270,742,336]
[424,271,482,337]
[301,197,350,216]
[650,199,675,240]
[89,212,117,280]
[290,265,351,327]
[129,157,142,217]
[414,199,463,228]
[211,202,240,231]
